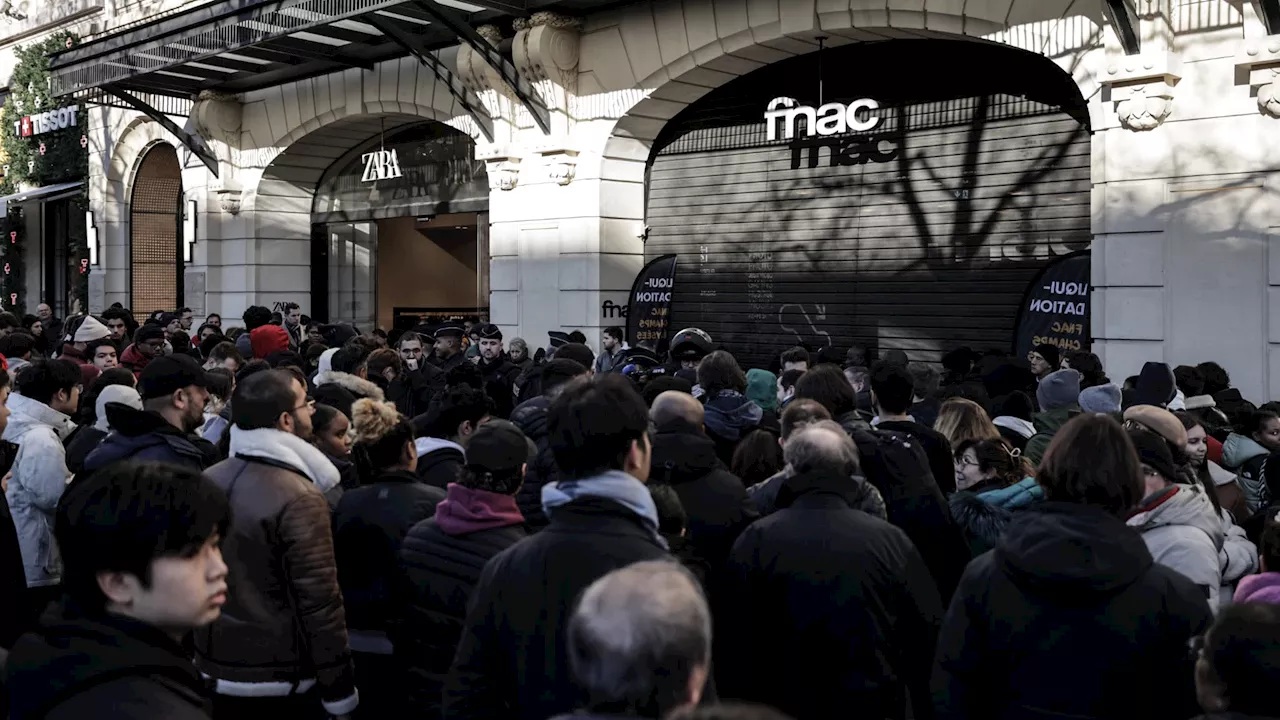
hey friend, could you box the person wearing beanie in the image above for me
[1126,428,1225,609]
[58,315,113,387]
[1024,369,1082,466]
[331,398,444,715]
[83,354,219,473]
[249,324,290,360]
[990,391,1036,452]
[1136,361,1177,408]
[119,324,166,376]
[1079,383,1122,416]
[1027,343,1059,380]
[393,419,530,713]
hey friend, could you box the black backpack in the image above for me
[850,427,942,509]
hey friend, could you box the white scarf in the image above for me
[229,426,341,493]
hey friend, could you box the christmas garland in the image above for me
[0,31,88,314]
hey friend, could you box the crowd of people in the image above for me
[0,302,1277,719]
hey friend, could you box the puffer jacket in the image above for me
[82,404,219,474]
[3,394,75,587]
[194,427,358,716]
[1127,483,1225,609]
[394,484,526,714]
[1217,507,1259,608]
[949,477,1046,557]
[1222,433,1273,513]
[414,438,465,490]
[1208,459,1252,524]
[510,397,556,530]
[1024,406,1079,467]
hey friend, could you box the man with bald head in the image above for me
[716,421,944,720]
[648,389,756,580]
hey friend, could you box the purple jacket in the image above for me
[1234,572,1280,604]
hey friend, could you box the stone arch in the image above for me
[589,0,1106,195]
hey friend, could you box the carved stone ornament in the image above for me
[513,11,581,138]
[1234,37,1280,119]
[192,91,245,210]
[489,160,520,191]
[214,183,243,215]
[1102,53,1182,132]
[540,147,578,185]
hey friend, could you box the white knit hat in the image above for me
[73,315,111,343]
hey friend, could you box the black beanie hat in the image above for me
[990,391,1034,422]
[1128,428,1177,484]
[1032,343,1060,369]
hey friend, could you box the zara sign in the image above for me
[361,148,403,182]
[764,97,881,141]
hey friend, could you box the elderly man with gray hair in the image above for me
[716,421,944,720]
[555,560,711,720]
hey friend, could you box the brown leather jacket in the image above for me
[193,455,356,708]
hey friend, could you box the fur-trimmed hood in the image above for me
[313,370,384,401]
[950,477,1045,557]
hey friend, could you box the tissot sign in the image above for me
[12,105,80,138]
[764,97,881,140]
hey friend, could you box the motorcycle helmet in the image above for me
[669,327,713,361]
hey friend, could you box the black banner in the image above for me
[627,254,677,351]
[1013,250,1091,360]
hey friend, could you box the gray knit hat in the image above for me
[1037,369,1081,411]
[1078,383,1121,415]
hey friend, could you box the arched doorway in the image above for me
[644,39,1092,368]
[129,144,183,313]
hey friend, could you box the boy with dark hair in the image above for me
[779,347,809,372]
[6,462,230,719]
[869,360,957,495]
[417,386,491,489]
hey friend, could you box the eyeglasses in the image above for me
[292,399,316,412]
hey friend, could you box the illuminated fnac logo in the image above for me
[764,97,881,141]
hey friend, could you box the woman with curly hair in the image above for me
[948,438,1042,556]
[332,398,446,715]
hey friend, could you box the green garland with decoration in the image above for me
[0,31,88,315]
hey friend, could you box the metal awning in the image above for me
[0,181,85,219]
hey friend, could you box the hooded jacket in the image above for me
[933,502,1213,720]
[948,477,1045,557]
[333,469,445,635]
[702,390,763,465]
[3,393,75,587]
[414,437,466,490]
[1217,507,1259,607]
[1126,484,1225,608]
[394,484,526,714]
[509,396,557,530]
[6,604,211,720]
[194,427,357,716]
[83,405,219,474]
[1222,433,1274,513]
[118,344,153,375]
[314,370,385,403]
[1023,406,1079,466]
[649,419,757,577]
[718,468,943,720]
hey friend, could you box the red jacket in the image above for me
[250,325,289,360]
[120,344,152,376]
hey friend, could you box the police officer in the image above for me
[475,323,522,419]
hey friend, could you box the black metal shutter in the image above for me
[645,93,1091,369]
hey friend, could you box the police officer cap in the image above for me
[548,330,571,349]
[476,323,502,341]
[434,322,465,339]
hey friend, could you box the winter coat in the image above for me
[233,332,253,361]
[948,477,1045,557]
[1218,507,1259,608]
[83,405,219,474]
[314,369,385,403]
[442,496,669,720]
[932,502,1213,720]
[509,396,557,530]
[1209,459,1252,523]
[717,469,944,720]
[414,437,465,490]
[1127,484,1225,609]
[388,366,444,420]
[3,394,75,587]
[702,390,763,465]
[1222,433,1274,513]
[7,604,212,720]
[1023,406,1078,467]
[877,419,957,495]
[118,344,153,375]
[333,469,444,634]
[394,484,526,715]
[649,420,758,576]
[57,344,100,388]
[748,466,887,520]
[1234,572,1280,604]
[194,428,358,716]
[592,346,627,374]
[62,425,107,477]
[478,355,522,419]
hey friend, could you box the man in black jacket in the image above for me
[870,361,958,495]
[509,358,590,530]
[395,419,529,715]
[648,390,757,576]
[432,323,469,374]
[6,462,230,719]
[444,374,671,720]
[474,324,522,420]
[83,355,219,473]
[717,421,943,720]
[414,386,489,489]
